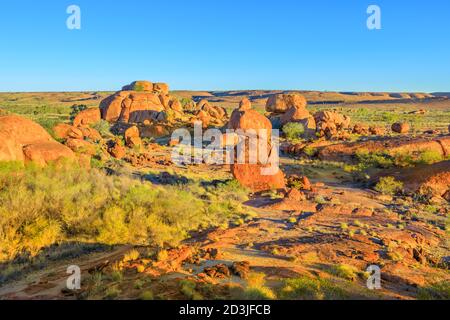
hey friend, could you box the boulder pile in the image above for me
[266,93,316,136]
[314,111,351,139]
[193,99,228,128]
[265,93,354,140]
[100,80,184,124]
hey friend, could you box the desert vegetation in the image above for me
[0,86,448,300]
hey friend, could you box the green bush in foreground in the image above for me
[0,162,250,263]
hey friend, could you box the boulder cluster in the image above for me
[193,99,228,128]
[265,93,353,140]
[100,80,185,124]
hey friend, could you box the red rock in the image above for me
[53,123,74,140]
[0,115,75,165]
[68,127,83,140]
[369,126,386,136]
[153,82,169,95]
[392,122,410,134]
[108,143,126,159]
[122,80,153,92]
[231,163,285,192]
[286,188,306,201]
[73,108,101,127]
[239,97,252,111]
[22,143,74,166]
[266,93,307,114]
[65,138,96,155]
[352,123,369,135]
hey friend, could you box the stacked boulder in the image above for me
[266,93,316,136]
[100,80,184,124]
[53,108,102,160]
[227,98,286,192]
[193,99,228,128]
[0,115,75,166]
[314,111,351,139]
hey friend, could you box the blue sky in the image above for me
[0,0,449,92]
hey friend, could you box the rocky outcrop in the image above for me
[100,81,182,124]
[266,93,316,136]
[73,108,101,127]
[318,136,450,163]
[314,111,351,139]
[374,161,450,200]
[266,93,307,114]
[193,99,227,128]
[0,115,75,166]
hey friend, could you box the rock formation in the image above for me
[266,93,316,136]
[193,99,228,128]
[100,80,183,124]
[227,98,285,192]
[0,115,75,166]
[314,111,351,139]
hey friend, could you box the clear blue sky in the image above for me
[0,0,449,92]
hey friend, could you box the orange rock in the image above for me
[352,123,369,135]
[108,143,126,159]
[153,83,169,95]
[100,84,167,123]
[22,142,75,166]
[126,136,142,148]
[266,93,307,114]
[79,126,102,142]
[231,163,285,192]
[369,126,386,136]
[73,108,101,127]
[125,126,140,139]
[68,127,84,140]
[239,97,252,111]
[122,80,153,92]
[65,138,96,155]
[195,110,211,128]
[392,122,410,134]
[140,124,169,138]
[53,123,74,140]
[286,188,306,201]
[0,115,75,165]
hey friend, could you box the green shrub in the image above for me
[418,150,444,165]
[355,150,393,169]
[418,282,450,300]
[282,122,305,141]
[374,176,404,195]
[0,163,250,264]
[139,290,154,300]
[238,272,276,300]
[279,277,350,300]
